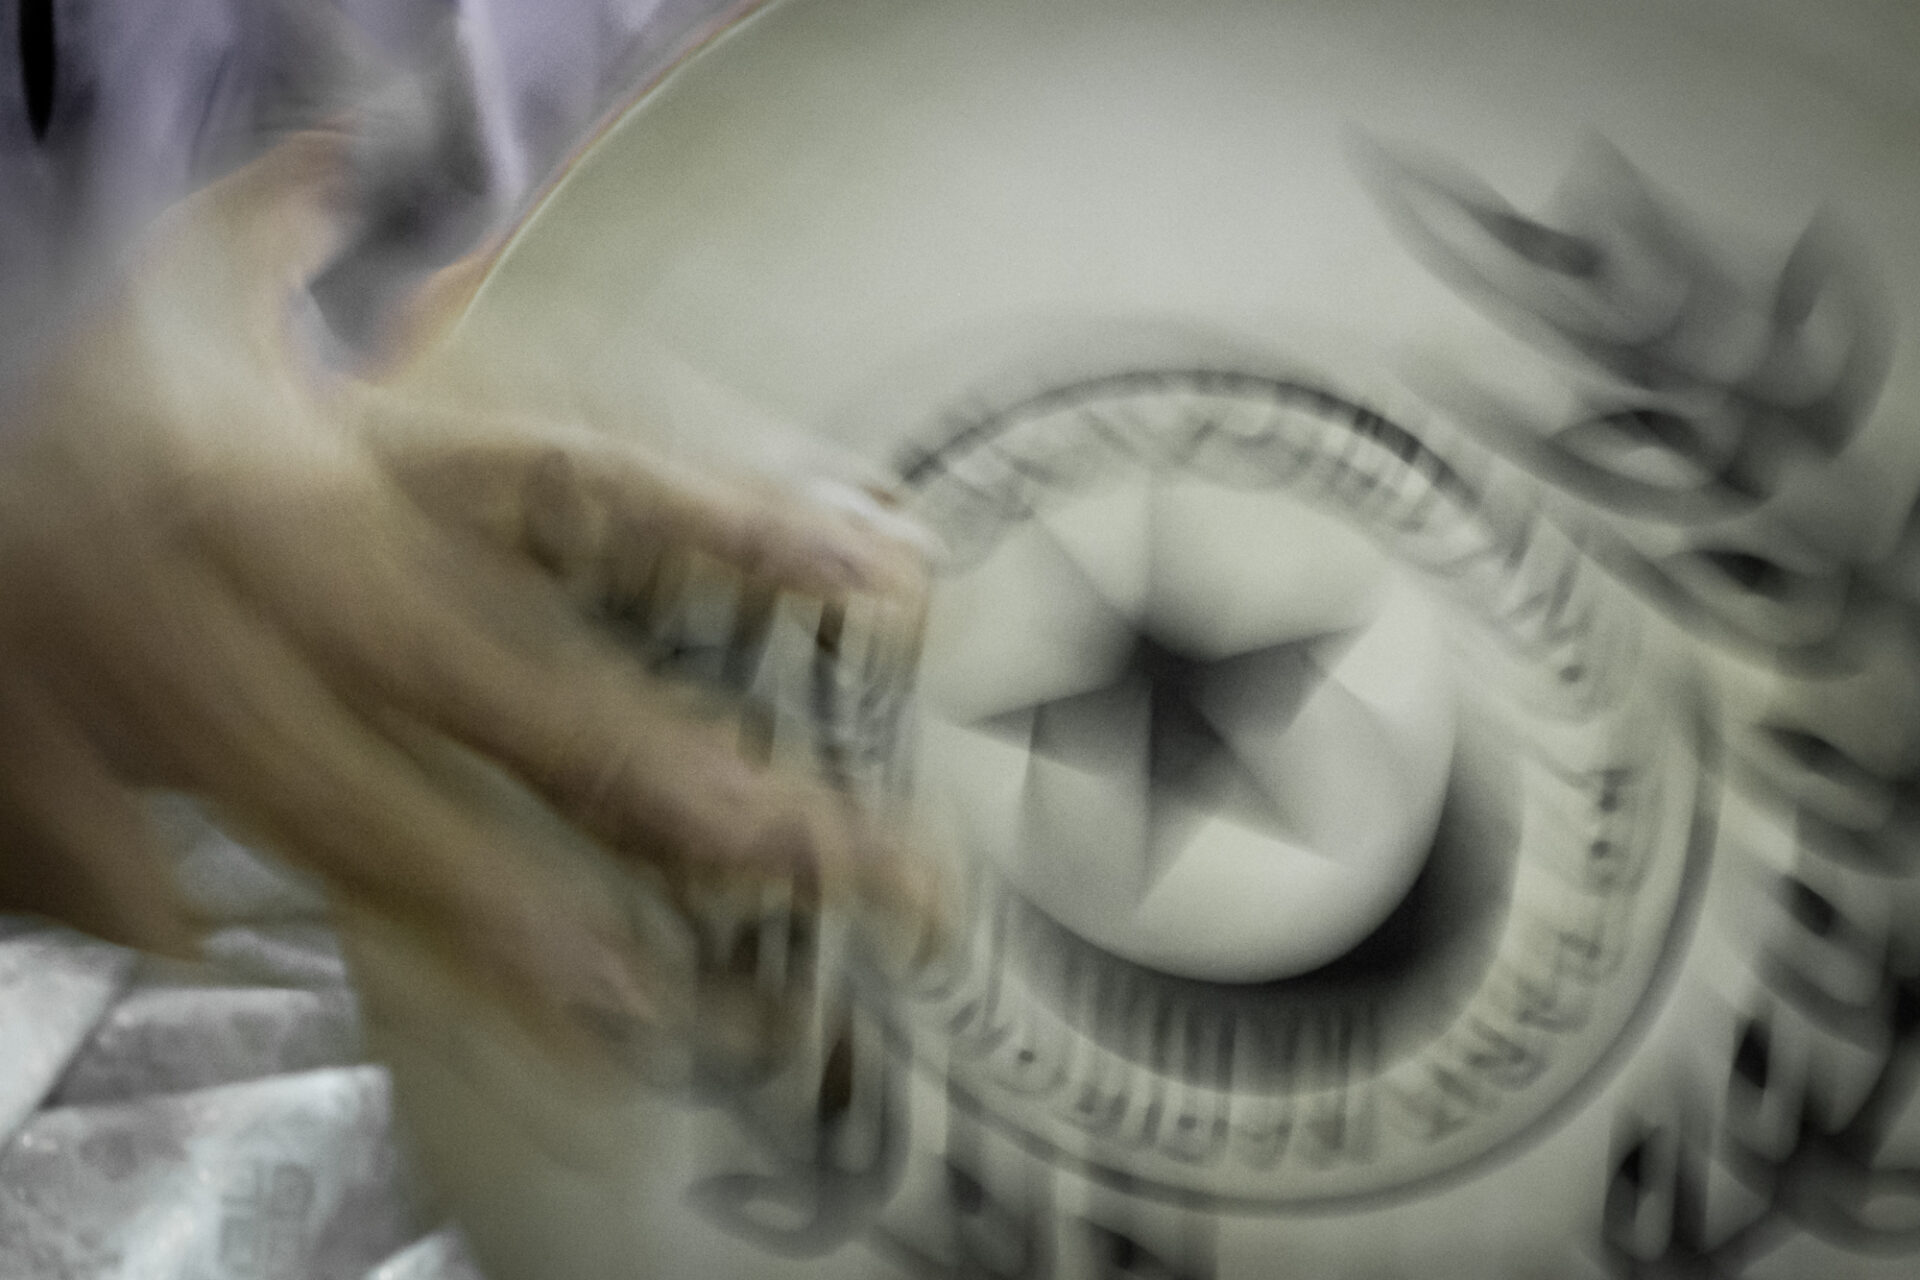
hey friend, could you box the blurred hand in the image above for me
[0,132,932,1063]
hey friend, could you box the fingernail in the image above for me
[736,817,823,890]
[561,942,679,1070]
[800,533,902,596]
[856,902,946,984]
[804,479,946,562]
[854,850,949,981]
[567,995,655,1063]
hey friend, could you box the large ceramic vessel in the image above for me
[365,2,1920,1277]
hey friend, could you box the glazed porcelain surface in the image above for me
[368,2,1920,1277]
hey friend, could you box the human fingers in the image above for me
[363,415,934,798]
[206,475,915,911]
[0,672,196,956]
[357,404,931,604]
[35,554,666,1063]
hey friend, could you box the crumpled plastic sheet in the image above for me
[0,1065,416,1278]
[0,925,135,1145]
[0,802,477,1279]
[360,1229,484,1280]
[49,979,362,1110]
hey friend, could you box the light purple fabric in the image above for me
[0,0,746,383]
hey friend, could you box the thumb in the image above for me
[137,130,362,363]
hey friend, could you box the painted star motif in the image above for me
[921,470,1453,979]
[966,532,1358,890]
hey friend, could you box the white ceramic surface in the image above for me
[364,2,1920,1277]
